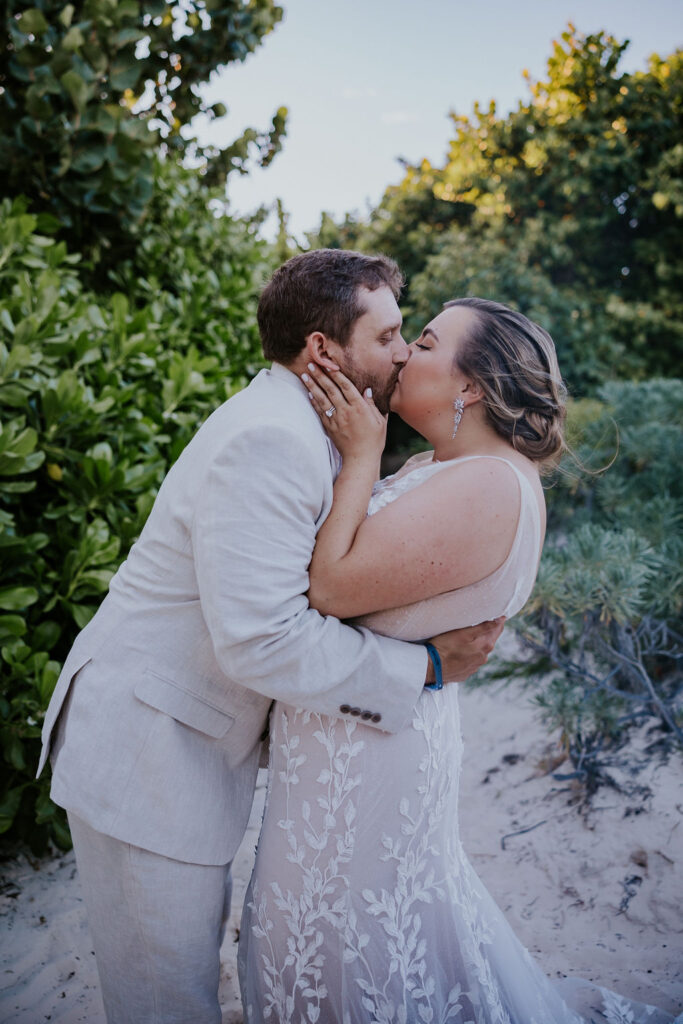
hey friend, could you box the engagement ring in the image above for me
[324,406,335,417]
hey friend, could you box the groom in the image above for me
[38,248,503,1023]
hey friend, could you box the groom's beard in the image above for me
[339,356,402,416]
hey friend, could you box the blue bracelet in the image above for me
[424,642,443,691]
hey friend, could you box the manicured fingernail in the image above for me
[307,363,316,372]
[365,387,372,398]
[301,373,309,382]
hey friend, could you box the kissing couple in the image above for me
[39,249,680,1023]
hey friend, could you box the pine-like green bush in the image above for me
[499,380,683,787]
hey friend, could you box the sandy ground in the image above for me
[2,671,682,1023]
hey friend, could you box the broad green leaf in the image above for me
[87,304,107,329]
[60,70,90,114]
[70,604,96,629]
[37,660,61,706]
[25,86,52,121]
[89,441,113,463]
[4,735,26,771]
[17,9,49,35]
[71,148,107,174]
[0,786,25,834]
[59,4,75,27]
[0,616,27,640]
[109,61,143,92]
[62,26,85,51]
[0,480,37,493]
[0,586,39,611]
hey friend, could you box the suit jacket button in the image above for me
[339,704,351,714]
[371,713,382,723]
[360,710,373,720]
[350,707,361,716]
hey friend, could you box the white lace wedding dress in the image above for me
[238,454,680,1024]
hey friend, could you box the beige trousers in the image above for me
[68,813,232,1024]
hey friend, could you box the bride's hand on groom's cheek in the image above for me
[301,363,387,460]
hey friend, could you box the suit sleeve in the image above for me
[192,425,427,733]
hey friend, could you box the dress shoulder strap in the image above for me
[428,455,537,506]
[429,453,526,482]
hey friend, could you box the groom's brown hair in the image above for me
[258,249,404,363]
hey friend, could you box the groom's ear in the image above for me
[304,332,341,371]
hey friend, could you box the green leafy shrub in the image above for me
[499,380,683,788]
[0,170,270,852]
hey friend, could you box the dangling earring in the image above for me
[452,398,465,439]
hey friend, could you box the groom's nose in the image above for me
[392,336,410,364]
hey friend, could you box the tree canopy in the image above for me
[308,27,683,392]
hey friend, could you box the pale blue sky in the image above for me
[196,0,683,241]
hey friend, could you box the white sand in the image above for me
[2,672,682,1022]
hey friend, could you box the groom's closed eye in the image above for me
[380,327,401,343]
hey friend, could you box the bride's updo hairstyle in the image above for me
[446,297,567,467]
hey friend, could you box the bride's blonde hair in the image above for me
[446,297,567,467]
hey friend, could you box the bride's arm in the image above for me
[302,366,521,621]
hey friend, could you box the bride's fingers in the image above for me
[301,373,339,420]
[320,366,363,405]
[301,363,345,409]
[305,363,346,405]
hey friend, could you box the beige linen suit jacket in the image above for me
[38,363,427,866]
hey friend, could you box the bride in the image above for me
[238,297,679,1024]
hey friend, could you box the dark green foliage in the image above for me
[0,0,286,271]
[0,171,270,852]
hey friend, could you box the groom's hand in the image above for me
[426,618,505,684]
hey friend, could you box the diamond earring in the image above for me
[452,398,465,439]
